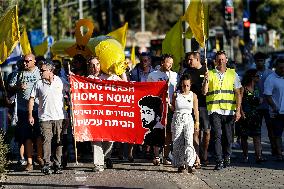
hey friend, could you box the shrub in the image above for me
[0,130,8,173]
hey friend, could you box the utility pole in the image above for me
[141,0,145,32]
[47,0,51,35]
[78,0,83,19]
[184,0,191,52]
[41,0,47,37]
[107,0,112,32]
[54,0,60,40]
[225,0,234,60]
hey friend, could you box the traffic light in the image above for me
[243,19,251,43]
[150,39,163,50]
[225,6,234,22]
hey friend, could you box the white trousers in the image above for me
[171,112,196,167]
[92,141,113,166]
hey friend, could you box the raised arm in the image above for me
[202,71,209,95]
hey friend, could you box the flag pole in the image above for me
[67,63,79,165]
[0,68,8,101]
[201,0,208,71]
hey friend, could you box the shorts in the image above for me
[15,110,40,144]
[199,107,211,131]
[143,128,165,148]
[272,114,284,137]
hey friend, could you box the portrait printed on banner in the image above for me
[138,95,165,147]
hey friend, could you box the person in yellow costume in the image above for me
[202,51,242,171]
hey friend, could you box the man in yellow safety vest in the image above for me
[202,51,242,170]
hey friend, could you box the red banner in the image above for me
[70,75,168,144]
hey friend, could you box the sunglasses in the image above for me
[40,69,48,73]
[24,59,32,63]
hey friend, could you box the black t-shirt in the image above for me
[184,65,207,107]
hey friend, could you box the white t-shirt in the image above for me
[263,72,284,114]
[30,75,69,121]
[147,70,178,103]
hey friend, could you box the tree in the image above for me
[257,1,284,36]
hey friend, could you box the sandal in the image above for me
[178,165,186,173]
[188,166,196,174]
[194,162,201,169]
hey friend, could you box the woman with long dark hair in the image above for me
[171,74,199,173]
[240,69,266,163]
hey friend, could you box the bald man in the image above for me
[9,53,43,171]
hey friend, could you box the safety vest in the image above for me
[206,68,236,111]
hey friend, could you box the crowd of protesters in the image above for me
[0,49,283,175]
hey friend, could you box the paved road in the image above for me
[1,124,283,189]
[1,160,208,189]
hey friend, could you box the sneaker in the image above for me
[36,158,44,168]
[92,165,104,172]
[25,163,33,171]
[214,162,223,170]
[163,157,172,165]
[53,166,63,174]
[41,165,52,175]
[224,158,230,168]
[17,159,26,166]
[153,157,160,166]
[105,158,113,169]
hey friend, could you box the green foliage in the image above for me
[0,0,283,39]
[257,1,284,36]
[0,130,8,174]
[145,0,183,33]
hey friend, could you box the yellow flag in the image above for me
[107,22,128,49]
[162,19,184,72]
[130,42,136,66]
[33,39,48,56]
[20,27,32,55]
[0,6,20,64]
[183,0,209,47]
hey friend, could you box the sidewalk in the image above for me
[195,123,284,189]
